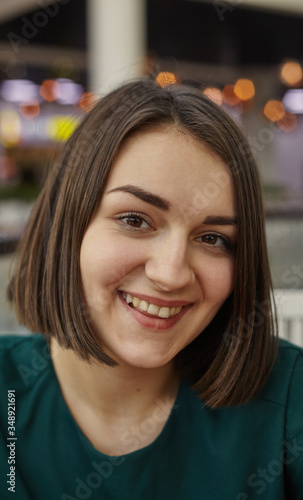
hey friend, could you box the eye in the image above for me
[117,213,152,230]
[197,232,233,251]
[200,234,225,246]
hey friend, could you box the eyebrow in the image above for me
[106,184,238,225]
[106,185,170,211]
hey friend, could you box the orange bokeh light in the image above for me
[277,111,297,132]
[263,100,285,122]
[19,100,40,119]
[155,72,177,88]
[79,92,99,112]
[280,61,303,87]
[203,87,223,106]
[40,80,61,102]
[234,79,255,101]
[222,85,241,106]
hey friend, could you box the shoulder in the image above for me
[257,338,303,406]
[0,333,48,360]
[257,338,303,439]
[0,334,51,389]
[273,337,303,378]
[275,337,303,361]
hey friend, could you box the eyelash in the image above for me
[116,212,153,230]
[116,212,234,251]
[196,233,234,251]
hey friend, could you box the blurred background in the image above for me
[0,0,302,344]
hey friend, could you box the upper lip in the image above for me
[120,291,193,308]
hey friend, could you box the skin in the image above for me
[52,127,238,455]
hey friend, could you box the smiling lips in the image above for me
[121,292,188,318]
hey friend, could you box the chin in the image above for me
[113,349,175,370]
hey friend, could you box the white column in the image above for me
[87,0,146,95]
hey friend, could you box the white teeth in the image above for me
[169,306,181,316]
[126,293,132,304]
[158,307,170,318]
[138,300,148,312]
[147,304,160,315]
[132,297,140,308]
[122,292,184,318]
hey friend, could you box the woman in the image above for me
[1,78,302,499]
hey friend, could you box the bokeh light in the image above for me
[277,111,298,132]
[79,92,99,112]
[283,89,303,114]
[52,55,79,81]
[19,100,40,119]
[56,79,83,105]
[263,100,285,122]
[203,87,223,106]
[280,61,303,87]
[234,79,255,101]
[0,110,21,147]
[155,72,177,88]
[222,85,241,107]
[40,80,61,102]
[47,115,80,142]
[1,80,39,103]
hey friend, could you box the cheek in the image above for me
[80,235,148,319]
[199,259,234,301]
[80,230,146,290]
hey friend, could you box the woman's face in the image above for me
[80,128,237,370]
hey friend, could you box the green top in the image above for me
[0,334,303,500]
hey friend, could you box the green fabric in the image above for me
[0,334,303,500]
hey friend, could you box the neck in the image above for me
[50,339,180,421]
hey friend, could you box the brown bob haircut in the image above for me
[8,77,278,408]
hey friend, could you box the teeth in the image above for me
[122,293,184,318]
[132,297,140,308]
[158,307,170,318]
[147,304,160,315]
[138,300,148,312]
[126,293,132,304]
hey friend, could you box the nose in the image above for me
[144,232,195,292]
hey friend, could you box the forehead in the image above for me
[106,128,236,216]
